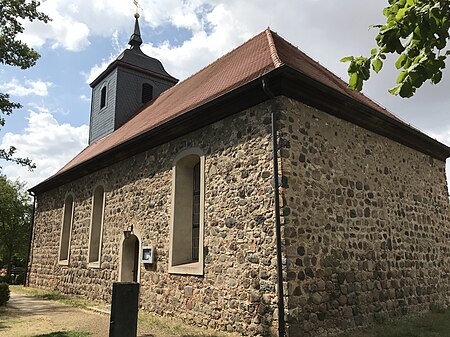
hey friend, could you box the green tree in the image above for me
[341,0,450,97]
[0,175,32,275]
[0,0,50,168]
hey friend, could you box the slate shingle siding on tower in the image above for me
[89,69,118,144]
[114,67,176,131]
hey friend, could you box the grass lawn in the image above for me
[10,285,97,310]
[337,307,450,337]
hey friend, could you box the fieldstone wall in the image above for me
[279,98,450,337]
[28,95,450,337]
[28,101,284,336]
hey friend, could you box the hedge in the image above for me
[0,283,10,306]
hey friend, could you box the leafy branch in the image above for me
[0,0,50,169]
[341,0,450,97]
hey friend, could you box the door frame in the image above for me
[118,228,142,282]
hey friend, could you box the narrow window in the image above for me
[169,149,204,275]
[192,162,200,261]
[88,185,105,266]
[100,86,107,109]
[59,194,74,264]
[141,83,153,104]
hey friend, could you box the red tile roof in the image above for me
[36,29,440,189]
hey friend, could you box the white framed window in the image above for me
[59,194,74,265]
[88,184,106,267]
[168,148,205,275]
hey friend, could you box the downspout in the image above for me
[24,191,36,287]
[262,78,286,337]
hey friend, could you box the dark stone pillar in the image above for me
[109,282,140,337]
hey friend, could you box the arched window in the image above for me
[169,149,205,275]
[192,162,200,261]
[100,86,107,109]
[59,194,74,264]
[88,185,105,266]
[141,83,153,104]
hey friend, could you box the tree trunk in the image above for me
[6,245,13,276]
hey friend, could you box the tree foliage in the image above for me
[0,175,32,275]
[341,0,450,97]
[0,0,49,168]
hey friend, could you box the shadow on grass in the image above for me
[336,308,450,337]
[32,331,90,337]
[0,307,13,331]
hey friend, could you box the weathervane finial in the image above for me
[129,0,143,49]
[133,0,140,18]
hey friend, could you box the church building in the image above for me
[27,15,450,337]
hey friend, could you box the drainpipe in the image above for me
[24,191,36,287]
[262,78,286,337]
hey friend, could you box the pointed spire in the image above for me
[129,13,143,50]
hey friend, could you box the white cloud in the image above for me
[0,79,52,97]
[17,0,385,82]
[19,0,91,51]
[86,3,252,81]
[429,130,450,190]
[80,94,91,103]
[0,106,88,188]
[19,0,137,52]
[82,0,384,81]
[83,52,120,84]
[82,31,128,84]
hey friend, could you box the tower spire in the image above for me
[129,1,142,49]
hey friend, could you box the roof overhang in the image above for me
[280,66,450,162]
[31,65,450,194]
[90,59,178,88]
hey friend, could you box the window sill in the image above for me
[58,260,69,266]
[168,261,203,276]
[87,261,101,269]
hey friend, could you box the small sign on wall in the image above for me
[142,246,154,264]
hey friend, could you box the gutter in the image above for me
[262,78,286,337]
[24,191,36,287]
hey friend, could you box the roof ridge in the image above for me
[265,28,283,68]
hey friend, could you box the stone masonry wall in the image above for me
[28,101,283,336]
[29,95,450,337]
[279,98,450,337]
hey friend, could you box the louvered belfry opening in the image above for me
[141,83,153,104]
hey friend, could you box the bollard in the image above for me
[109,282,140,337]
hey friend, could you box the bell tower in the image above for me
[88,12,178,144]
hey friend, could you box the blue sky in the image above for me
[1,0,450,188]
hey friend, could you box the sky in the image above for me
[0,0,449,189]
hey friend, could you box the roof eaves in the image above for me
[29,71,276,194]
[279,65,450,161]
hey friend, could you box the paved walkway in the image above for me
[0,292,111,337]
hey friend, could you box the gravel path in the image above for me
[0,290,229,337]
[0,292,110,337]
